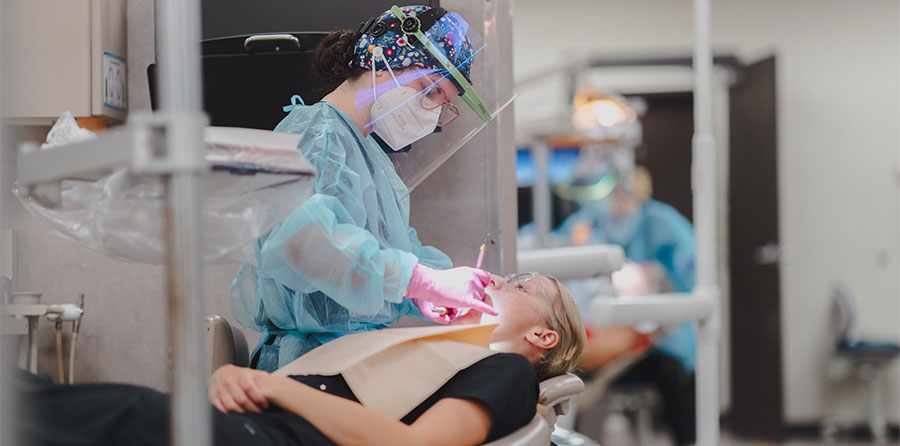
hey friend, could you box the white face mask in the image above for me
[370,86,441,151]
[367,46,441,151]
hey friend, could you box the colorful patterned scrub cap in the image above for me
[353,5,475,84]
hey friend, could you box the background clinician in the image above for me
[560,165,697,446]
[231,5,496,372]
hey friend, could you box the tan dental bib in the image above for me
[274,324,499,419]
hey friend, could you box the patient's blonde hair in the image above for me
[534,276,586,380]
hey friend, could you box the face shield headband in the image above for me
[553,167,621,202]
[358,6,492,122]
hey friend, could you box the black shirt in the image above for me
[243,353,540,445]
[15,353,538,446]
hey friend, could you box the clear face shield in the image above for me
[553,145,635,203]
[355,6,516,193]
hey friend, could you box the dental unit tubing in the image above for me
[517,245,625,280]
[69,294,84,384]
[589,291,714,327]
[45,302,84,384]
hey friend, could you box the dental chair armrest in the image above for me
[205,315,250,377]
[540,373,585,418]
[481,413,551,446]
[478,374,585,445]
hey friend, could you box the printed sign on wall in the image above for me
[103,52,127,111]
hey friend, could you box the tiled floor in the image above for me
[720,433,899,446]
[563,424,900,446]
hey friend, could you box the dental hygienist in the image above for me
[231,5,498,371]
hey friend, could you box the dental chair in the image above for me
[204,316,587,446]
[557,352,647,443]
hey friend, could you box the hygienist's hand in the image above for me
[208,364,270,414]
[405,264,498,316]
[413,298,457,325]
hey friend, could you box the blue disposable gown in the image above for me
[230,102,452,371]
[558,199,697,372]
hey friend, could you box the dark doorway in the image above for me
[728,56,784,441]
[633,92,695,222]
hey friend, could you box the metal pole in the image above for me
[532,140,551,248]
[692,0,721,444]
[0,3,9,443]
[155,0,209,445]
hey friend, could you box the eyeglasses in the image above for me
[420,80,460,127]
[503,272,559,330]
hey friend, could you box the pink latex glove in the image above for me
[405,264,498,318]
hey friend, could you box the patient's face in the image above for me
[453,273,558,345]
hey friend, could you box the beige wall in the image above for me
[513,0,900,424]
[2,123,249,391]
[0,0,256,391]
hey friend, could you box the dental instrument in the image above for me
[432,237,490,317]
[432,307,450,316]
[475,240,487,269]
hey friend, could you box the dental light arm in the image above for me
[516,245,625,280]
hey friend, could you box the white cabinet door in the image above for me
[2,0,92,121]
[1,0,127,123]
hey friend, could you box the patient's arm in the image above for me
[258,372,492,446]
[580,326,650,372]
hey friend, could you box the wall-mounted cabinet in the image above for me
[1,0,127,127]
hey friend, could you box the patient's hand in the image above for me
[209,364,271,414]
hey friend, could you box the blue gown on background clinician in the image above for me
[230,102,452,371]
[558,198,697,373]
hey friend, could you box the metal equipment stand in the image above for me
[155,0,210,444]
[0,5,11,446]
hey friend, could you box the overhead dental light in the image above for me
[571,89,641,144]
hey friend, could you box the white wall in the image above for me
[512,0,900,424]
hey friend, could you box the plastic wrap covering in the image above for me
[15,126,316,265]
